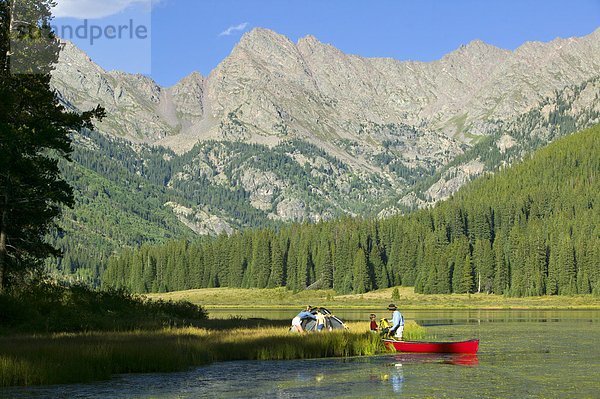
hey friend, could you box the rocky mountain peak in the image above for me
[236,27,297,54]
[53,27,600,158]
[442,39,509,65]
[296,34,326,50]
[169,71,205,123]
[296,34,344,59]
[172,71,204,89]
[58,40,100,68]
[298,34,320,44]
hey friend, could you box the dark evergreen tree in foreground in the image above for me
[0,0,103,291]
[103,122,600,297]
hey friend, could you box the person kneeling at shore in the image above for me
[291,306,316,333]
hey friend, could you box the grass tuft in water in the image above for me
[402,320,427,341]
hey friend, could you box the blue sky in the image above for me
[53,0,600,87]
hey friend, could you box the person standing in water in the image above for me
[388,304,404,340]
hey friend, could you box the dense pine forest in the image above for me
[102,125,600,297]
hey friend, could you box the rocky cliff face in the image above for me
[51,27,600,227]
[54,27,600,147]
[53,42,206,142]
[203,28,600,150]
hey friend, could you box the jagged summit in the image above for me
[52,26,600,158]
[173,71,204,86]
[298,34,320,44]
[457,39,506,54]
[237,27,294,49]
[440,39,509,65]
[241,26,281,40]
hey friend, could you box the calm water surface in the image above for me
[3,310,599,399]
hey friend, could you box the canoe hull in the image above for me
[383,339,479,354]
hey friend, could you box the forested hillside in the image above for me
[52,77,599,285]
[102,125,600,296]
[48,131,195,283]
[49,131,382,282]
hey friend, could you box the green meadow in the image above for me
[147,286,600,309]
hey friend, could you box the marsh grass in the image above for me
[0,321,426,387]
[400,321,427,341]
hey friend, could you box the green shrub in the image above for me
[0,281,207,334]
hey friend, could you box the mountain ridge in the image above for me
[54,27,600,149]
[48,28,600,283]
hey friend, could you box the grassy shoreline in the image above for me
[2,284,597,388]
[147,286,600,310]
[0,321,426,387]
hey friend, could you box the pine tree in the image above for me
[546,241,560,295]
[422,234,438,294]
[0,0,104,290]
[473,239,495,293]
[451,237,470,293]
[387,240,401,286]
[369,245,388,290]
[130,250,144,293]
[436,252,451,294]
[527,233,547,296]
[269,240,284,288]
[493,233,508,294]
[320,243,334,289]
[457,254,474,294]
[252,232,271,288]
[286,236,298,291]
[333,231,351,293]
[558,236,577,295]
[352,248,370,294]
[296,236,311,289]
[187,244,203,288]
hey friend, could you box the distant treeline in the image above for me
[102,126,600,297]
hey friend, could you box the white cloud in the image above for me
[53,0,157,19]
[219,22,249,37]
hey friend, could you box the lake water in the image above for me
[3,310,599,398]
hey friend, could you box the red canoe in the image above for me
[383,339,479,354]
